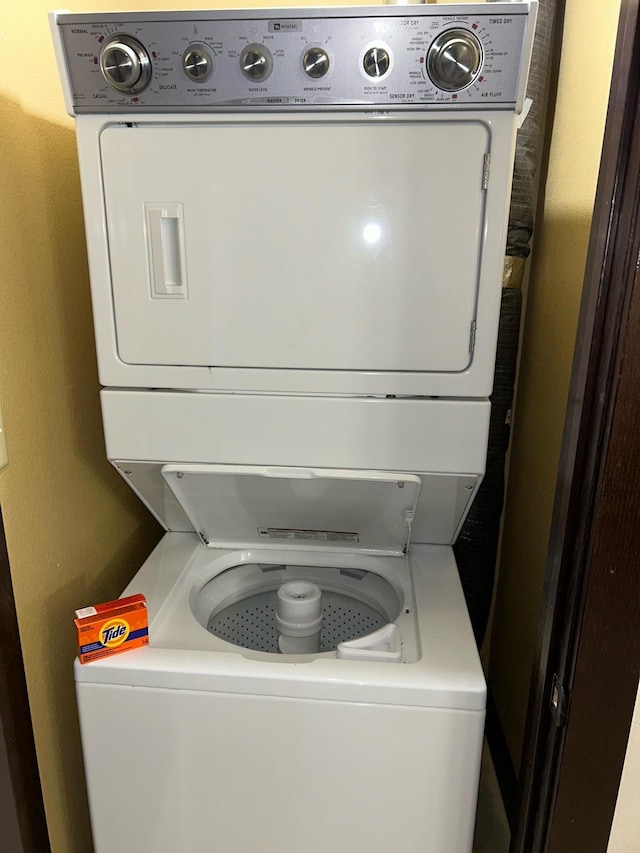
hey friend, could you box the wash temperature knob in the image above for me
[183,45,214,82]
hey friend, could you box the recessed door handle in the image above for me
[145,203,187,297]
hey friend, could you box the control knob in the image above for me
[362,47,390,79]
[100,35,152,94]
[183,44,214,82]
[426,29,482,92]
[241,44,273,81]
[303,47,330,79]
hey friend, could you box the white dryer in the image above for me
[51,5,536,852]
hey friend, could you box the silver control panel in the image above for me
[55,4,533,112]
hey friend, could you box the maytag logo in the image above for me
[269,20,303,32]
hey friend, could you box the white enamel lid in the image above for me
[161,464,421,555]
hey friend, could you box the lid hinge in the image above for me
[550,673,568,727]
[482,153,491,190]
[469,321,477,354]
[403,509,415,555]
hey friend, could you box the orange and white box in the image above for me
[75,593,149,664]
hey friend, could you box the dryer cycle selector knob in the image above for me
[362,47,390,78]
[100,35,152,94]
[426,29,482,92]
[183,44,214,82]
[303,47,330,79]
[241,44,273,81]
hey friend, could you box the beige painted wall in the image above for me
[488,0,621,769]
[608,683,640,852]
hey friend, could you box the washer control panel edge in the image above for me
[56,4,534,112]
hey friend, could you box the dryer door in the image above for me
[101,117,489,373]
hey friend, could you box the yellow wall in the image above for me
[488,0,621,767]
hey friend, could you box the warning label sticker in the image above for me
[257,528,359,543]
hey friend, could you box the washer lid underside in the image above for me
[161,464,421,555]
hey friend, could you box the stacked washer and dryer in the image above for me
[52,4,536,852]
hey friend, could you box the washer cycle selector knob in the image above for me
[100,35,152,94]
[183,44,214,82]
[427,29,482,92]
[362,47,390,79]
[303,47,330,79]
[241,44,273,81]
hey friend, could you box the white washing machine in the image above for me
[52,5,536,852]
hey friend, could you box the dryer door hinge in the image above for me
[469,321,477,354]
[482,153,491,190]
[550,673,569,728]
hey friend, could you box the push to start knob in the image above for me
[427,29,482,92]
[100,35,152,94]
[362,46,390,79]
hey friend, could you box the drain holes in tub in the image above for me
[208,590,386,654]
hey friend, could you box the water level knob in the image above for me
[100,35,152,94]
[426,29,482,92]
[241,44,273,81]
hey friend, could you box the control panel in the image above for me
[55,4,533,112]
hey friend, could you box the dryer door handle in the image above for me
[145,203,186,297]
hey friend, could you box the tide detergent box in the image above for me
[75,594,149,664]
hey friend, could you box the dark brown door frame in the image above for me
[513,1,640,849]
[0,506,50,852]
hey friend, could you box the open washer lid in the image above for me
[161,464,421,556]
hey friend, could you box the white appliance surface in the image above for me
[161,464,422,555]
[77,110,516,396]
[103,119,487,372]
[76,536,485,853]
[53,2,538,396]
[101,391,491,546]
[51,5,538,852]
